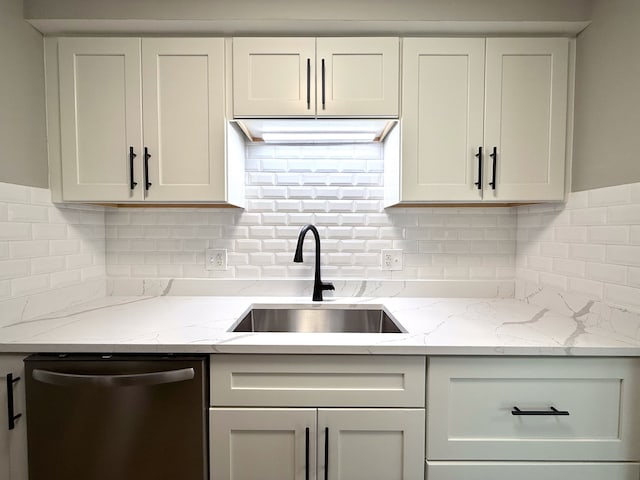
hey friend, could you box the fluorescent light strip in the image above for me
[261,132,377,143]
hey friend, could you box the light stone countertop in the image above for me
[1,295,640,356]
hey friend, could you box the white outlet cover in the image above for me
[381,249,403,271]
[205,248,227,271]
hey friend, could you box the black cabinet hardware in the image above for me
[489,146,497,190]
[321,58,326,110]
[144,147,152,191]
[305,427,310,480]
[6,373,22,430]
[129,147,138,191]
[512,406,570,416]
[324,427,329,480]
[474,146,483,190]
[306,58,311,110]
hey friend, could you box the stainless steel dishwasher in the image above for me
[24,354,208,480]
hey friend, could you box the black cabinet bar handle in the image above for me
[306,58,311,110]
[489,146,497,190]
[129,146,138,191]
[305,427,310,480]
[6,374,22,430]
[321,58,326,110]
[144,147,152,191]
[324,426,329,480]
[474,146,483,190]
[512,406,570,416]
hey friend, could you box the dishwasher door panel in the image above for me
[24,355,208,480]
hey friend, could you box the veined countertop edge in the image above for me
[1,296,639,356]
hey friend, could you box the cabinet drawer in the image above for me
[426,461,640,480]
[427,357,640,461]
[211,355,425,407]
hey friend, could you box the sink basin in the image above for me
[232,308,405,333]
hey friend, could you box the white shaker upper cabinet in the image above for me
[394,37,569,205]
[232,37,399,117]
[400,38,485,202]
[316,37,399,117]
[232,37,316,117]
[58,38,143,202]
[141,38,227,202]
[484,38,569,202]
[54,37,240,204]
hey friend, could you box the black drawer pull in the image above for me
[129,146,138,190]
[474,146,483,190]
[489,146,497,190]
[6,373,22,430]
[144,147,152,191]
[512,406,570,416]
[305,427,310,480]
[306,58,311,110]
[324,426,329,480]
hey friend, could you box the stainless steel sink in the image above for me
[232,308,405,333]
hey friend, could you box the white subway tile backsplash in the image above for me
[586,262,627,284]
[607,204,640,225]
[11,274,49,296]
[31,256,65,274]
[9,240,48,259]
[587,226,629,245]
[517,182,640,314]
[569,207,607,225]
[1,222,32,241]
[569,244,606,262]
[588,184,630,206]
[606,245,640,267]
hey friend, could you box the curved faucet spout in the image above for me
[293,224,335,301]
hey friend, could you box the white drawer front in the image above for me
[427,461,640,480]
[211,355,425,407]
[427,357,640,461]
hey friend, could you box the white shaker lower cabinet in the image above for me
[319,409,424,480]
[426,462,640,480]
[209,355,426,480]
[393,37,569,205]
[427,356,640,478]
[210,408,424,480]
[0,355,28,480]
[210,408,317,480]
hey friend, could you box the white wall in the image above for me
[23,0,592,22]
[0,0,47,188]
[572,0,640,191]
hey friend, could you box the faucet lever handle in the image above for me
[322,282,335,291]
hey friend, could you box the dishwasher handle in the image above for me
[32,367,195,387]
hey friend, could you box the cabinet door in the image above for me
[210,408,317,480]
[484,38,569,201]
[316,38,399,117]
[427,461,640,480]
[233,38,316,117]
[142,38,227,202]
[318,409,424,480]
[0,356,27,480]
[401,38,485,201]
[58,38,143,202]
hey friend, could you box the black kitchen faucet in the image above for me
[293,224,335,301]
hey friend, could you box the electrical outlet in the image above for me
[205,248,227,271]
[381,249,403,271]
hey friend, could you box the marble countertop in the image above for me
[1,295,639,356]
